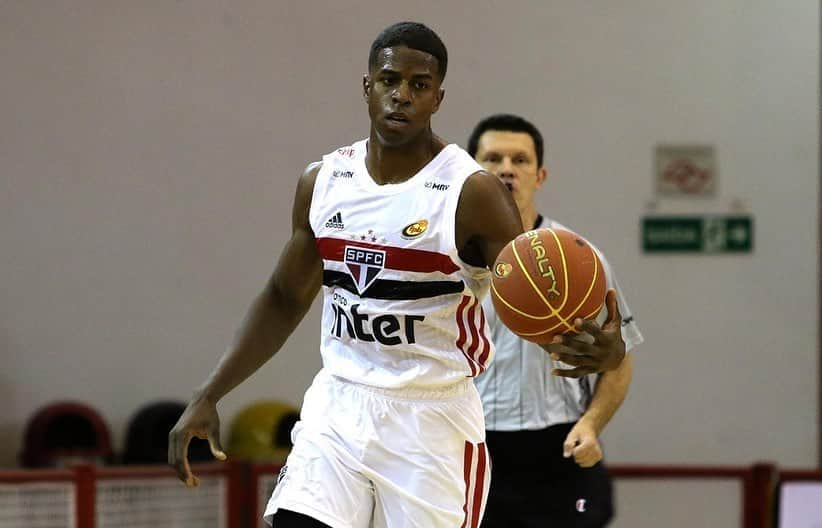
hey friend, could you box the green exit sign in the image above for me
[642,216,753,253]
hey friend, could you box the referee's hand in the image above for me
[563,421,602,468]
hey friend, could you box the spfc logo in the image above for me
[344,246,385,293]
[337,147,355,158]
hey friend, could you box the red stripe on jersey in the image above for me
[466,300,482,373]
[455,296,478,377]
[470,443,488,528]
[461,441,474,528]
[476,304,492,371]
[316,237,460,275]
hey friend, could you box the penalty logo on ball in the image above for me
[494,261,513,278]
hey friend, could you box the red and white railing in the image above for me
[1,461,819,527]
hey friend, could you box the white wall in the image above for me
[613,479,742,527]
[1,0,818,476]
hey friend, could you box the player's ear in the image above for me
[363,74,371,100]
[432,87,445,114]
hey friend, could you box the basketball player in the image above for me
[468,114,644,527]
[168,25,626,528]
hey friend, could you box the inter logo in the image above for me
[344,246,385,293]
[401,219,428,239]
[331,302,424,345]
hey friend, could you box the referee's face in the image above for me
[474,130,547,214]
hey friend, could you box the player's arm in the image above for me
[455,170,523,270]
[168,162,323,487]
[563,353,633,467]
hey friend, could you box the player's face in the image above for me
[364,46,444,146]
[474,130,547,212]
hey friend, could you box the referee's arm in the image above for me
[562,353,634,467]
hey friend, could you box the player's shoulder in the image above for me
[458,169,511,213]
[426,142,484,183]
[294,160,323,206]
[456,170,521,256]
[308,138,367,186]
[300,160,323,183]
[443,143,480,164]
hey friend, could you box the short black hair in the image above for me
[369,22,448,81]
[467,114,545,167]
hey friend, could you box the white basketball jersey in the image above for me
[309,139,494,389]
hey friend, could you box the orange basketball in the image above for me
[490,227,607,343]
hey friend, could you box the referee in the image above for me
[468,114,644,527]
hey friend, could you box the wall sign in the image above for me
[642,216,753,253]
[655,145,716,196]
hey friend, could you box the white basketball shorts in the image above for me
[264,369,490,528]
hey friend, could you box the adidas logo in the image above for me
[325,212,344,229]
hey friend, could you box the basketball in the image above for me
[490,227,607,342]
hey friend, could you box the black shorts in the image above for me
[481,423,614,527]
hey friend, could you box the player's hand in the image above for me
[168,396,227,487]
[563,421,602,468]
[543,289,625,378]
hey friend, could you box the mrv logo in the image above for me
[344,246,385,293]
[331,303,425,345]
[424,181,450,191]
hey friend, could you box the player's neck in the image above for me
[365,130,445,185]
